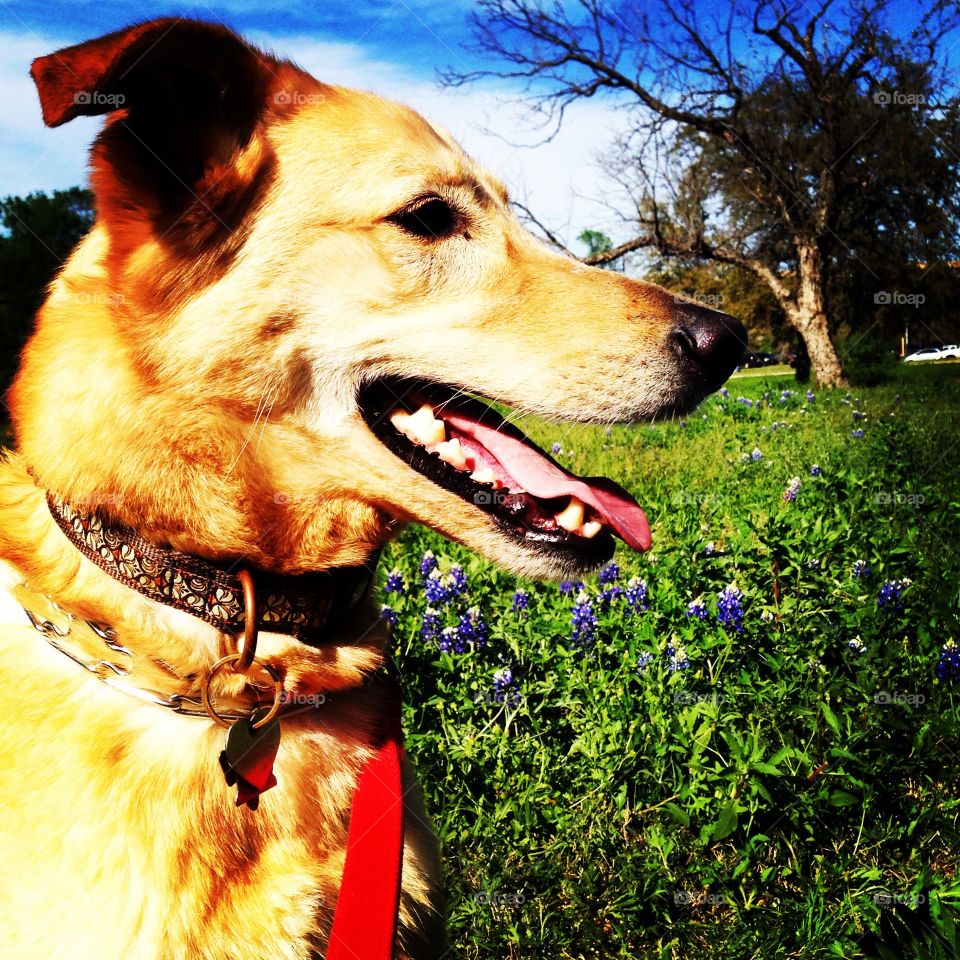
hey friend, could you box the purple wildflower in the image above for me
[720,387,729,398]
[851,428,864,438]
[877,580,907,612]
[420,607,442,642]
[492,666,521,705]
[571,591,598,648]
[782,476,802,502]
[625,577,649,612]
[384,568,406,595]
[852,560,870,579]
[419,550,438,579]
[560,580,584,596]
[704,542,716,556]
[599,561,620,586]
[806,390,815,401]
[439,625,460,653]
[667,643,690,671]
[685,598,709,620]
[380,605,398,627]
[735,396,753,407]
[751,447,763,461]
[599,585,624,607]
[511,589,530,614]
[457,606,489,648]
[810,464,821,476]
[424,568,448,605]
[636,651,655,673]
[448,563,468,597]
[717,583,745,632]
[551,442,562,454]
[936,640,960,683]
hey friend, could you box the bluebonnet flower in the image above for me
[420,607,442,642]
[780,390,792,403]
[685,598,709,620]
[457,606,489,648]
[491,666,521,705]
[551,442,562,454]
[625,577,650,612]
[704,542,716,556]
[936,640,959,683]
[851,428,864,438]
[848,637,866,653]
[380,605,398,627]
[894,394,902,403]
[439,625,460,653]
[599,585,624,607]
[852,559,870,579]
[636,651,655,673]
[808,558,821,571]
[717,583,745,632]
[384,568,406,595]
[761,610,774,623]
[771,421,779,431]
[667,643,690,671]
[782,476,802,502]
[735,396,753,407]
[763,392,770,402]
[511,589,530,614]
[806,390,815,402]
[877,580,906,611]
[419,550,438,579]
[751,447,763,461]
[599,562,620,585]
[424,567,447,605]
[720,387,729,398]
[448,563,468,597]
[680,420,687,428]
[810,464,821,476]
[559,580,584,596]
[571,591,598,648]
[853,410,865,421]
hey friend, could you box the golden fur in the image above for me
[0,18,727,959]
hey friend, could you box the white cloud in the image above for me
[0,27,637,251]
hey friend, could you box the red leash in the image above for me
[326,715,404,960]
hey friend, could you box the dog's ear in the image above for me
[30,19,278,249]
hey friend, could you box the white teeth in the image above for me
[435,438,469,470]
[579,520,603,539]
[470,467,500,488]
[393,403,446,446]
[555,497,586,533]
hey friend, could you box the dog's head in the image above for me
[21,19,745,579]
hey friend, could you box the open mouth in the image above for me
[358,377,651,565]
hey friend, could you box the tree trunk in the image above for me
[790,244,848,388]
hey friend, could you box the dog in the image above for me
[0,18,745,959]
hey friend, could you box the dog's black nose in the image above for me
[670,304,748,390]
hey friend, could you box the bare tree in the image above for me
[444,0,960,387]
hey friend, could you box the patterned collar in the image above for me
[47,494,380,647]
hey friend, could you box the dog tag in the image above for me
[219,707,281,810]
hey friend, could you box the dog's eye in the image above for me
[387,198,459,240]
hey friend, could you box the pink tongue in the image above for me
[442,411,651,552]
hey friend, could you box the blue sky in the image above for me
[0,0,953,250]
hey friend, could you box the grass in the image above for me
[382,364,960,959]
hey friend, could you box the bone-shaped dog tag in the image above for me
[219,707,281,810]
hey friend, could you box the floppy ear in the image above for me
[30,19,277,249]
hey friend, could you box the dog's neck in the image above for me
[0,455,388,698]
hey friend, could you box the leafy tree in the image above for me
[446,0,960,386]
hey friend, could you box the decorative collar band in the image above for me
[47,493,380,647]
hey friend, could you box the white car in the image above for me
[904,345,960,362]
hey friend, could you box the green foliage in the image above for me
[384,364,960,958]
[0,188,94,390]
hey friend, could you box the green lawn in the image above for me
[384,364,960,959]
